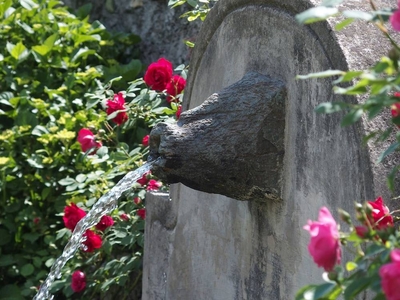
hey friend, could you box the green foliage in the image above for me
[168,0,218,22]
[0,0,157,298]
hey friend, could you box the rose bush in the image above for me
[0,0,186,298]
[295,1,400,299]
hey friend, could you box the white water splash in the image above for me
[33,162,154,300]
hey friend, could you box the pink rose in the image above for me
[304,207,341,272]
[142,135,149,147]
[137,208,146,220]
[147,179,162,191]
[144,58,173,91]
[379,249,400,300]
[95,215,114,231]
[63,203,86,231]
[390,9,400,31]
[367,196,393,230]
[176,105,182,119]
[82,229,102,252]
[71,270,86,293]
[166,75,186,103]
[77,128,102,154]
[106,93,128,125]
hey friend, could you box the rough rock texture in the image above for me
[142,0,398,299]
[150,72,286,202]
[63,0,201,67]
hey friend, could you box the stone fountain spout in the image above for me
[149,72,286,202]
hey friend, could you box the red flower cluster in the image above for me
[142,135,149,147]
[367,196,393,230]
[63,203,114,253]
[303,207,341,272]
[77,128,102,154]
[137,208,146,220]
[106,92,128,125]
[143,58,186,102]
[95,215,114,232]
[63,203,86,231]
[166,75,186,103]
[147,179,162,191]
[71,270,86,293]
[391,92,400,128]
[82,229,102,252]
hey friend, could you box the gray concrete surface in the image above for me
[143,0,398,299]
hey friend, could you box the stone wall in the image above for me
[63,0,201,67]
[143,0,397,299]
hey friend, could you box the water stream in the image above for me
[33,161,155,300]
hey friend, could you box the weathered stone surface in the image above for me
[150,72,286,202]
[142,0,397,299]
[63,0,201,67]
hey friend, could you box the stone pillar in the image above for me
[143,0,394,299]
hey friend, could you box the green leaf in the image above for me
[73,34,101,47]
[32,45,51,56]
[315,102,347,114]
[377,142,400,163]
[346,261,357,271]
[0,255,16,267]
[342,10,373,21]
[387,165,400,191]
[7,42,29,61]
[71,48,96,62]
[0,0,12,18]
[296,7,339,24]
[0,285,24,300]
[19,0,39,10]
[335,18,354,30]
[16,20,34,34]
[0,229,11,246]
[58,177,76,186]
[20,264,35,277]
[297,70,344,79]
[344,277,371,300]
[341,108,363,126]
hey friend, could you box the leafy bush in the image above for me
[0,0,161,298]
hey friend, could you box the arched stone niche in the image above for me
[143,0,392,299]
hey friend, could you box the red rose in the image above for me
[63,203,86,231]
[120,213,129,221]
[137,171,150,186]
[142,135,149,147]
[137,208,146,220]
[144,58,173,91]
[106,93,128,125]
[77,128,102,154]
[134,197,142,205]
[33,217,40,225]
[304,207,341,272]
[176,105,182,119]
[71,270,86,293]
[82,229,102,252]
[367,196,393,230]
[379,249,400,300]
[355,226,368,238]
[95,215,114,231]
[166,75,186,103]
[147,179,162,191]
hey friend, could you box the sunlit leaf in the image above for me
[297,70,344,79]
[342,10,373,21]
[296,7,339,24]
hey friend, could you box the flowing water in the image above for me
[33,161,155,300]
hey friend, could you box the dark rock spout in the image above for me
[149,72,286,202]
